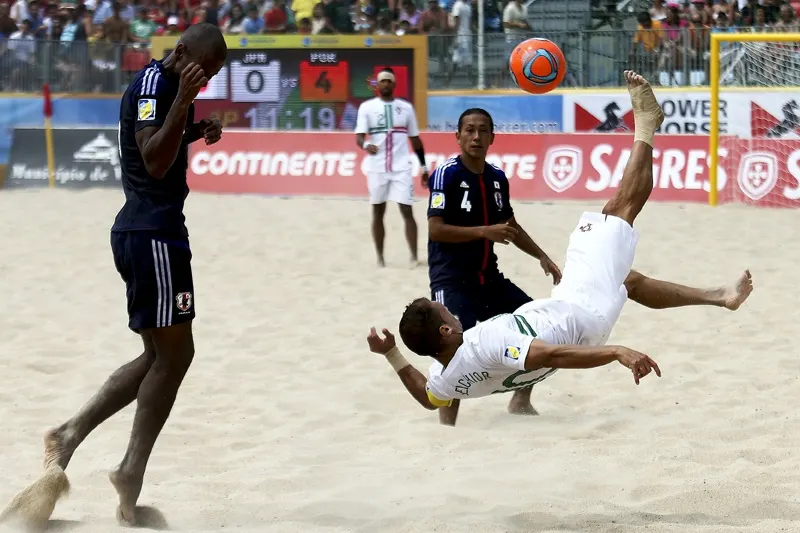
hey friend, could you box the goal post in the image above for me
[709,31,800,207]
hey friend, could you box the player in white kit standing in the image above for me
[366,71,754,413]
[355,67,429,267]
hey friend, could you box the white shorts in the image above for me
[452,35,473,66]
[550,212,640,345]
[367,170,414,205]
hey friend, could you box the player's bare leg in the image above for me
[601,71,664,226]
[398,204,419,265]
[44,336,157,470]
[508,386,538,416]
[110,322,194,525]
[626,269,753,310]
[438,399,460,426]
[372,203,387,267]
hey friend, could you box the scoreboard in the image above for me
[151,35,428,132]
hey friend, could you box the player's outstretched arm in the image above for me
[368,328,439,410]
[524,340,661,385]
[625,269,753,311]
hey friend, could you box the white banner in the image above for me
[562,90,800,139]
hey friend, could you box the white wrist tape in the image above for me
[384,346,410,373]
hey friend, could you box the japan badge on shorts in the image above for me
[542,146,583,193]
[737,151,778,201]
[176,292,193,313]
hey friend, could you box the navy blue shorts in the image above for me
[431,277,533,329]
[111,231,195,332]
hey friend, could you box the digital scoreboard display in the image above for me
[151,35,427,132]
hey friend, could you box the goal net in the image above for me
[709,32,800,208]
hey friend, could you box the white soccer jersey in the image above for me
[425,303,567,407]
[355,97,419,174]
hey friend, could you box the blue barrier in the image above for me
[426,94,564,134]
[0,97,119,165]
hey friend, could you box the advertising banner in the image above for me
[562,89,800,140]
[427,94,563,134]
[5,127,121,188]
[187,130,800,207]
[0,97,119,165]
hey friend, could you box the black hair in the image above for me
[457,107,494,134]
[380,66,395,74]
[637,11,651,24]
[398,298,445,356]
[179,22,228,61]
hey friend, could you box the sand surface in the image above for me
[0,189,798,533]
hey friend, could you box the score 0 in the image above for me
[300,52,349,103]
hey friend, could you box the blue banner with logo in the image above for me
[0,97,119,165]
[427,94,563,134]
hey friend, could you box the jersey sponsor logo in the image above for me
[737,151,779,201]
[138,99,156,121]
[504,345,521,360]
[430,191,445,209]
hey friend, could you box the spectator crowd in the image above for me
[0,0,514,90]
[2,0,800,90]
[632,0,800,84]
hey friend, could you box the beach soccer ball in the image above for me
[509,38,567,95]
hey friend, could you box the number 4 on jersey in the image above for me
[461,190,472,212]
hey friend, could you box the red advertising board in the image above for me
[187,131,800,208]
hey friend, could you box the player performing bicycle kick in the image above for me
[367,71,754,412]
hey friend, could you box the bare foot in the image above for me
[43,426,77,470]
[507,401,539,416]
[624,70,665,129]
[724,269,753,310]
[507,388,539,416]
[109,469,142,527]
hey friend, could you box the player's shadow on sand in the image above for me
[45,506,168,532]
[120,506,170,530]
[45,519,82,532]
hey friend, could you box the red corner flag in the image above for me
[43,83,53,118]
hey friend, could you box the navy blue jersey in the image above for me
[427,156,514,287]
[111,59,195,238]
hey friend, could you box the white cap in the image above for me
[377,71,396,83]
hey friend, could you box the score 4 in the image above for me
[299,60,350,102]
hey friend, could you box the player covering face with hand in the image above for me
[368,71,754,415]
[34,23,228,527]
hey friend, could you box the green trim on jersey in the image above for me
[513,314,537,337]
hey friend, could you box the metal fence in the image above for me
[1,28,798,94]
